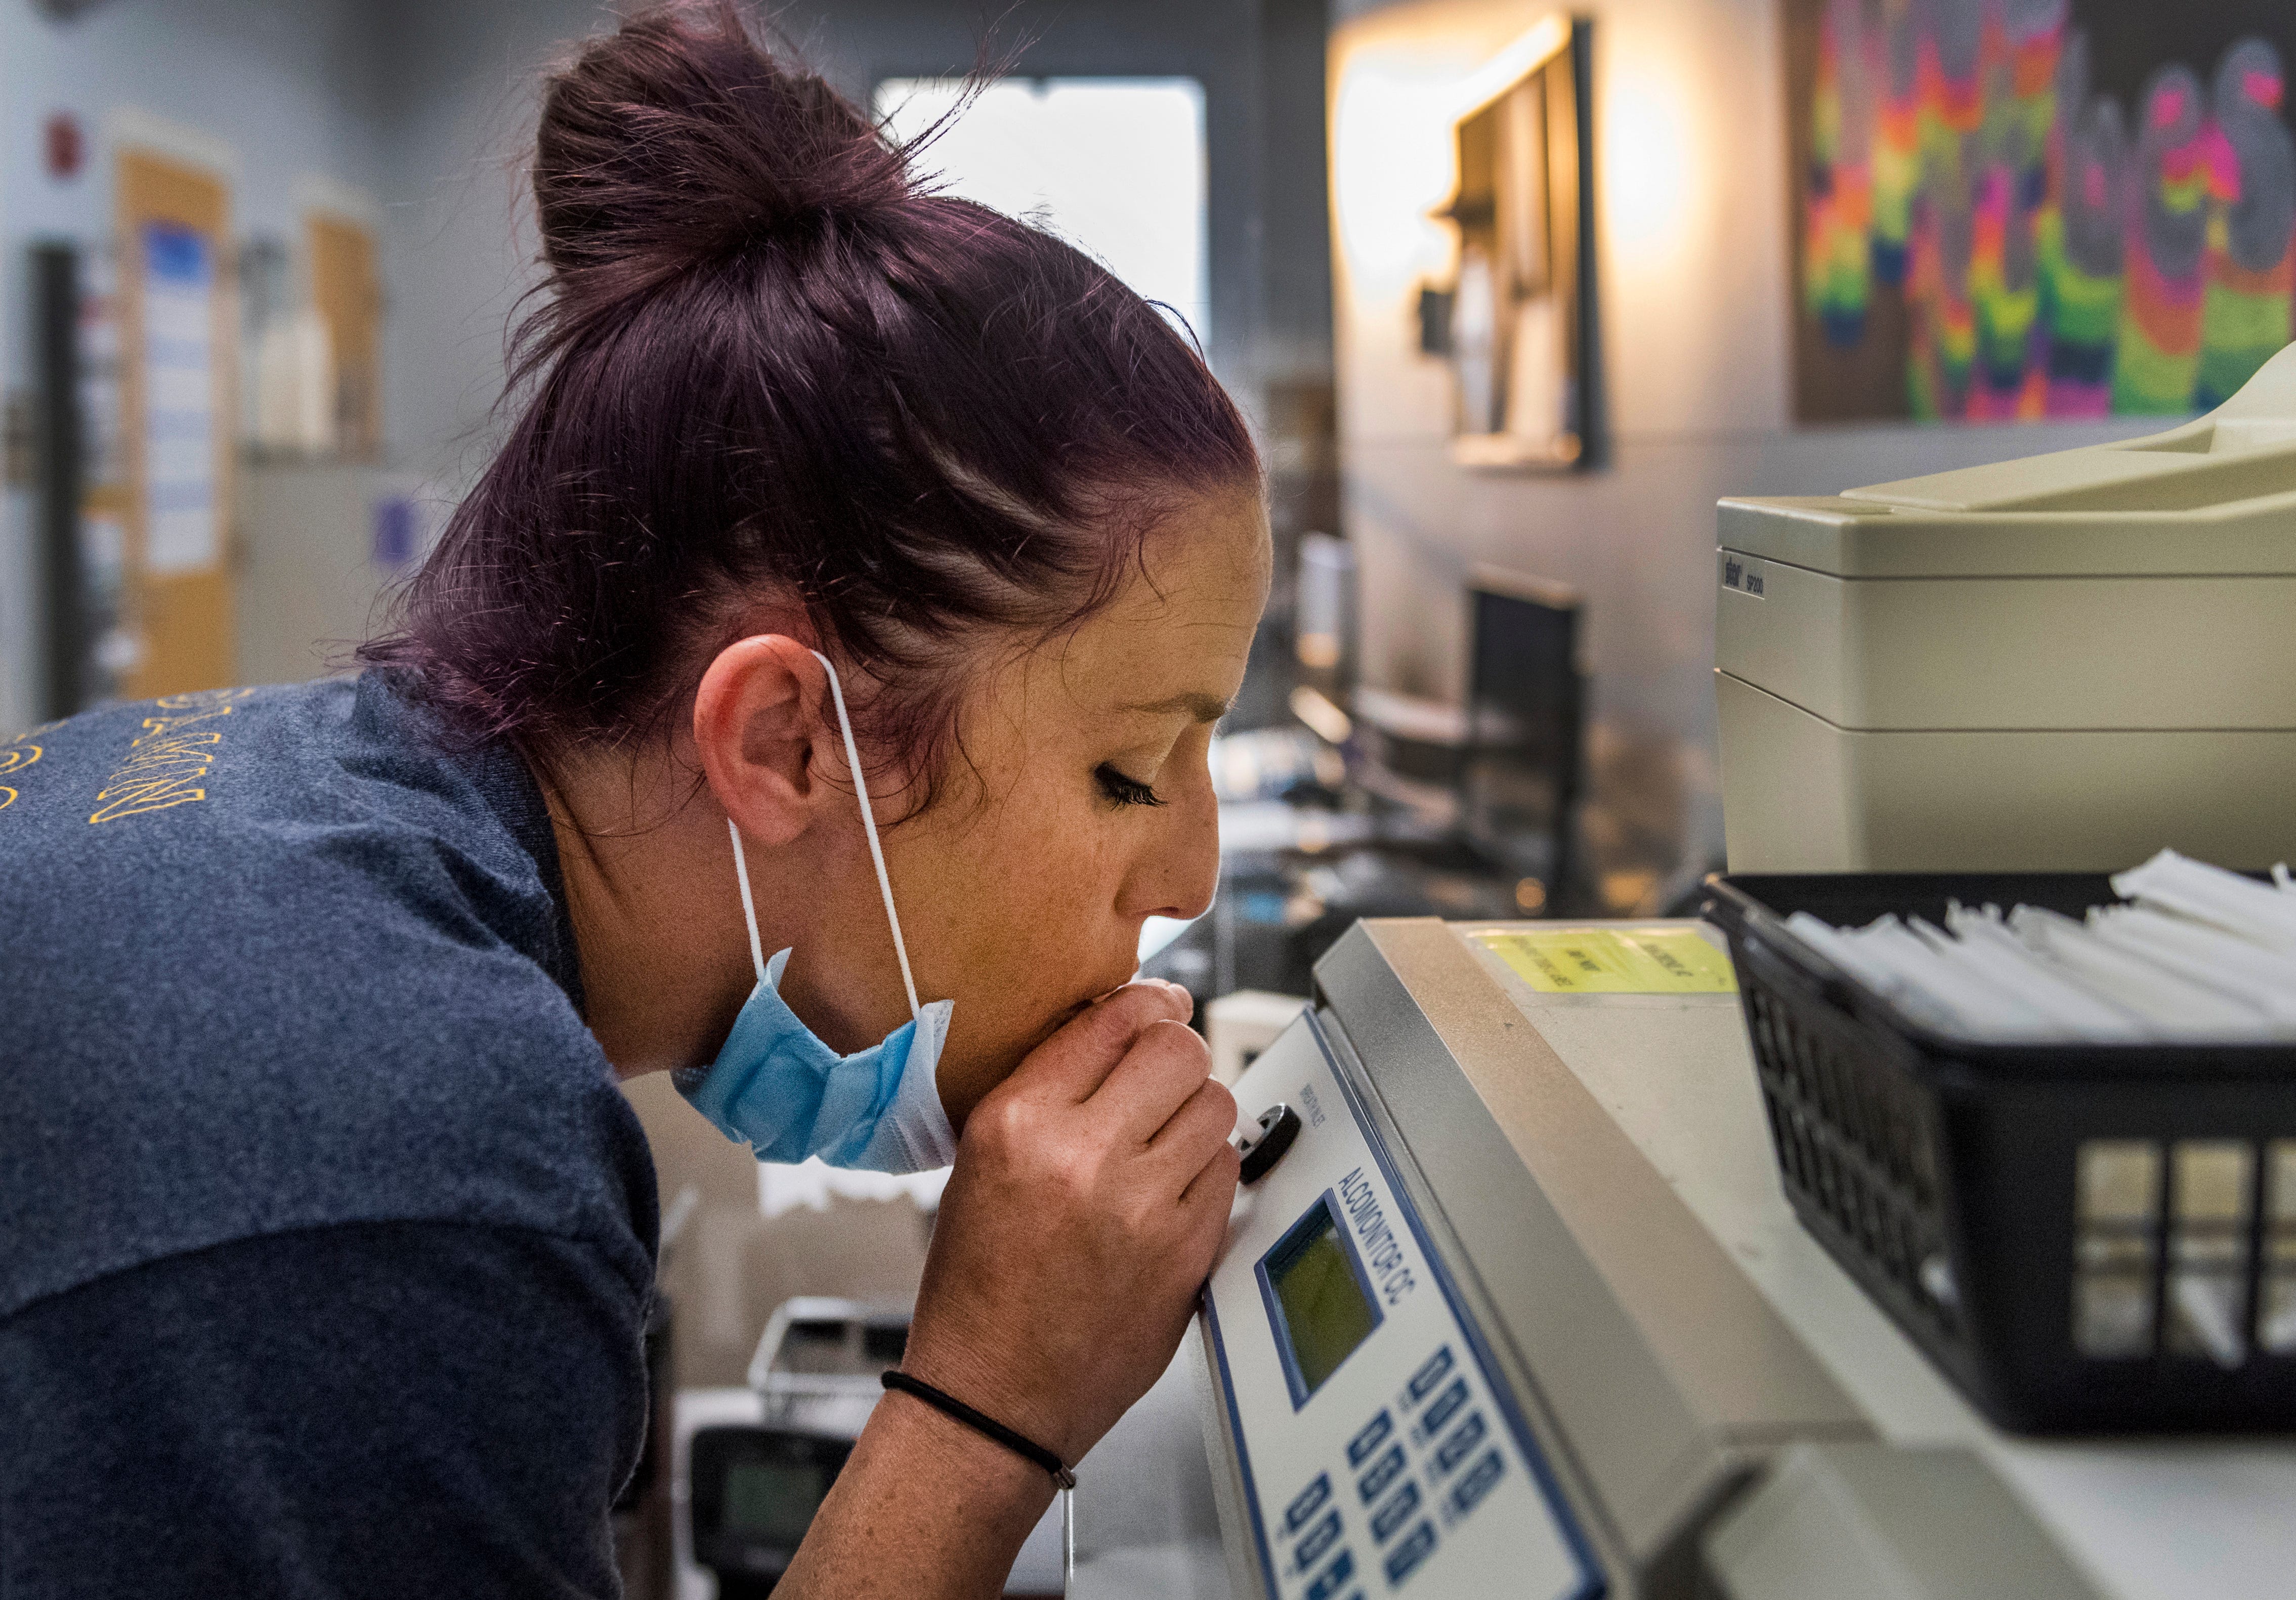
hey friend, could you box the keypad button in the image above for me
[1419,1376,1469,1437]
[1432,1411,1486,1476]
[1304,1547,1355,1600]
[1347,1409,1392,1467]
[1356,1442,1406,1504]
[1448,1450,1505,1519]
[1405,1346,1454,1405]
[1370,1479,1422,1544]
[1285,1473,1332,1533]
[1295,1508,1342,1569]
[1382,1520,1437,1586]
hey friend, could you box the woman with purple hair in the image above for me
[0,5,1266,1595]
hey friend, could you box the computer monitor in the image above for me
[1461,568,1584,901]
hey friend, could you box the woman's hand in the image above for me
[772,980,1240,1600]
[901,978,1242,1463]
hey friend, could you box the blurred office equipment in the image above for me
[1717,342,2296,872]
[243,237,335,458]
[686,1422,852,1600]
[243,198,384,463]
[304,205,382,458]
[1206,990,1311,1086]
[1292,532,1355,698]
[1460,568,1584,905]
[685,1300,899,1597]
[689,1300,904,1595]
[678,1299,1064,1599]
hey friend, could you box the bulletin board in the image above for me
[115,145,234,698]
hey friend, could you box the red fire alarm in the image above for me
[44,112,83,181]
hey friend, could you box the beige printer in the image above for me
[1716,344,2296,872]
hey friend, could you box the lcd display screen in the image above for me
[724,1461,833,1545]
[1265,1201,1378,1400]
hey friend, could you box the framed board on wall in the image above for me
[115,144,234,698]
[1788,0,2296,424]
[306,207,380,460]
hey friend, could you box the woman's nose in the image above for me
[1123,783,1221,923]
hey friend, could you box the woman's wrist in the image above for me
[866,1385,1056,1563]
[882,1371,1074,1486]
[897,1330,1079,1466]
[876,1380,1064,1502]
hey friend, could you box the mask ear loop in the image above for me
[811,649,924,1025]
[726,819,769,987]
[723,651,924,1025]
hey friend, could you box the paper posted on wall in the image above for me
[140,221,217,576]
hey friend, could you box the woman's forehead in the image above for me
[1060,505,1267,690]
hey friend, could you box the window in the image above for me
[874,77,1210,347]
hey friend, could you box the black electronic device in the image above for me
[687,1425,854,1597]
[1460,568,1584,902]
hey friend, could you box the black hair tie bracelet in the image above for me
[881,1370,1077,1490]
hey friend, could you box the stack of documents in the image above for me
[1783,851,2296,1042]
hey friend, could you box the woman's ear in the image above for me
[693,635,832,846]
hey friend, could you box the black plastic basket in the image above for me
[1703,872,2296,1434]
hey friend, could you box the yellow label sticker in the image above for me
[1476,927,1737,994]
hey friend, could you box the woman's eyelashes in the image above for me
[1093,763,1165,808]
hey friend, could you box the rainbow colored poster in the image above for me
[1790,1,2296,422]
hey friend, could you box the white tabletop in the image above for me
[1457,925,2296,1600]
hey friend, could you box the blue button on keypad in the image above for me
[1296,1508,1341,1569]
[1304,1548,1355,1600]
[1420,1377,1469,1437]
[1370,1479,1421,1544]
[1448,1450,1505,1519]
[1405,1346,1454,1405]
[1286,1473,1332,1533]
[1347,1410,1392,1467]
[1432,1410,1486,1476]
[1357,1442,1406,1504]
[1383,1521,1437,1585]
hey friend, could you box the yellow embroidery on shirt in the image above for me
[0,741,39,813]
[87,689,254,825]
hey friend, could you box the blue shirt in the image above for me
[0,673,657,1597]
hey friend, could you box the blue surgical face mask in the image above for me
[673,651,957,1175]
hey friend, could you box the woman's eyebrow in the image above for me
[1122,691,1231,724]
